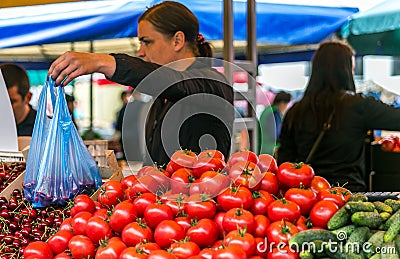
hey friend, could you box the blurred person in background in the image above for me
[1,63,37,136]
[49,1,233,166]
[277,40,400,192]
[258,91,292,155]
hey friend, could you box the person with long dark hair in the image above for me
[277,41,400,191]
[48,1,234,166]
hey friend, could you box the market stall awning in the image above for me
[340,0,400,55]
[0,0,358,49]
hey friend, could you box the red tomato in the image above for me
[175,216,192,233]
[98,180,125,208]
[93,208,109,220]
[254,237,268,257]
[170,240,201,259]
[228,150,259,168]
[170,168,194,195]
[59,217,73,232]
[24,241,53,259]
[277,162,315,188]
[309,200,339,229]
[85,216,113,244]
[253,214,271,238]
[251,190,275,215]
[224,229,256,257]
[122,220,154,247]
[229,161,263,191]
[68,235,95,259]
[53,252,72,259]
[259,172,279,195]
[154,220,185,248]
[95,237,127,259]
[128,175,159,198]
[119,247,148,259]
[139,167,171,192]
[212,245,247,259]
[133,192,157,218]
[310,176,331,194]
[186,218,219,248]
[192,157,226,178]
[330,186,352,202]
[169,149,198,171]
[121,174,138,190]
[222,208,256,234]
[194,171,230,197]
[163,193,188,217]
[284,187,318,215]
[217,186,253,211]
[184,193,217,220]
[295,215,309,231]
[69,194,96,217]
[144,202,174,229]
[257,154,278,173]
[198,248,216,258]
[380,138,396,152]
[266,220,299,245]
[318,189,346,208]
[136,241,161,254]
[71,211,92,235]
[148,250,179,259]
[267,199,301,222]
[108,200,138,233]
[213,212,226,239]
[198,149,225,161]
[47,230,74,255]
[267,246,299,259]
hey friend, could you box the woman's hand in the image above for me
[48,52,116,86]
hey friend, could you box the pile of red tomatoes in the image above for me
[23,149,351,259]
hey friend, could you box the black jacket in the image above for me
[277,92,400,191]
[109,55,234,166]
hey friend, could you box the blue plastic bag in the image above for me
[23,78,102,208]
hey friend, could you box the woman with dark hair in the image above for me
[277,41,400,192]
[49,1,234,166]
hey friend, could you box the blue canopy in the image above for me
[0,0,358,49]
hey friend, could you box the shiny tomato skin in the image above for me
[109,200,137,233]
[213,211,226,239]
[195,171,230,197]
[198,149,225,161]
[85,215,113,244]
[133,192,157,218]
[47,230,74,255]
[24,241,53,259]
[186,218,219,248]
[310,176,331,194]
[257,154,278,173]
[222,208,256,234]
[184,193,217,220]
[154,220,185,248]
[253,214,271,238]
[119,247,148,259]
[267,246,299,259]
[330,186,352,202]
[229,161,263,191]
[148,250,179,259]
[318,189,346,208]
[170,168,194,195]
[266,220,299,245]
[224,229,256,257]
[284,187,318,215]
[228,150,259,168]
[71,211,92,235]
[169,149,197,171]
[163,193,188,216]
[277,162,315,188]
[95,237,127,259]
[251,190,275,215]
[97,180,125,208]
[53,252,72,259]
[69,194,96,217]
[144,202,174,229]
[170,241,201,259]
[68,235,95,259]
[121,221,154,247]
[217,186,253,211]
[267,199,301,223]
[121,174,139,190]
[212,245,247,259]
[259,172,279,195]
[192,157,226,178]
[309,200,339,229]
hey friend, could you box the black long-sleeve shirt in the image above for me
[277,92,400,191]
[109,54,234,166]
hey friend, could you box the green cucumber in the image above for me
[351,211,383,229]
[366,231,385,257]
[380,242,399,259]
[299,250,314,259]
[345,201,375,214]
[348,193,368,202]
[346,226,370,246]
[381,212,392,222]
[395,235,400,256]
[331,225,357,238]
[384,210,400,230]
[384,211,400,242]
[374,201,394,214]
[384,199,400,212]
[323,243,363,259]
[289,229,339,247]
[327,206,351,230]
[370,254,382,259]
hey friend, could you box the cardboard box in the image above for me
[0,150,122,201]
